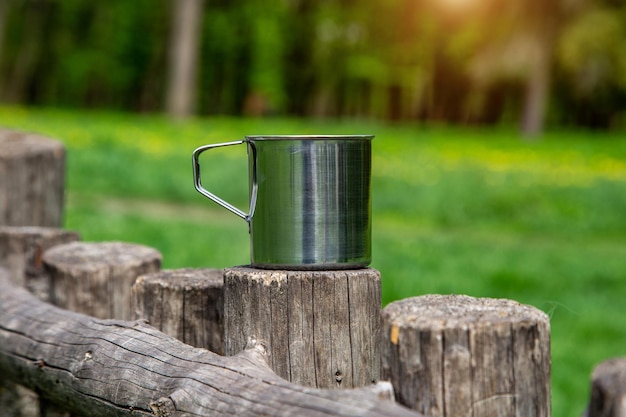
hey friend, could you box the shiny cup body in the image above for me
[192,135,373,270]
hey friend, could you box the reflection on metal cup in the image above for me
[193,135,373,270]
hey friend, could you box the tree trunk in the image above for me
[519,0,562,139]
[521,46,551,139]
[3,1,51,104]
[165,0,204,118]
[0,271,423,417]
[0,0,8,69]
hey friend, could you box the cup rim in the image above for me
[245,135,374,141]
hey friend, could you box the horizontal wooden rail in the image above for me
[0,271,424,417]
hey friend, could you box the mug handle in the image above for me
[192,140,257,223]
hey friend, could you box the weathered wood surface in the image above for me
[132,268,224,354]
[0,130,65,227]
[43,241,162,320]
[583,357,626,417]
[381,294,551,417]
[0,227,79,417]
[0,271,424,417]
[0,227,80,299]
[224,267,381,389]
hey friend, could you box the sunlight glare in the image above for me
[438,0,477,11]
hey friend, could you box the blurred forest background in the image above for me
[1,1,626,414]
[0,0,625,136]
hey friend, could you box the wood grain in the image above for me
[381,294,551,417]
[0,271,424,417]
[132,268,224,354]
[0,227,79,417]
[0,227,80,298]
[224,267,381,389]
[43,241,161,320]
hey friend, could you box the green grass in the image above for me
[2,105,626,417]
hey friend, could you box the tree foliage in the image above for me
[0,0,624,129]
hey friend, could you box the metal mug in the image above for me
[192,135,373,270]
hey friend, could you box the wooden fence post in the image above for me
[223,267,381,389]
[0,128,68,417]
[132,268,224,354]
[0,273,425,417]
[583,357,626,417]
[381,294,551,417]
[0,130,65,227]
[0,227,80,300]
[39,241,161,415]
[43,241,162,320]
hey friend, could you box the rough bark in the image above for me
[584,357,626,417]
[381,294,551,417]
[132,268,224,354]
[224,267,381,389]
[0,271,423,417]
[0,130,65,227]
[43,241,162,320]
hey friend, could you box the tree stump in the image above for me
[381,294,551,417]
[584,357,626,417]
[43,241,162,320]
[0,227,80,300]
[223,267,381,389]
[132,268,224,354]
[0,130,65,227]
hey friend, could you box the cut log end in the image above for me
[0,130,65,158]
[383,294,550,330]
[381,294,551,417]
[43,241,162,320]
[44,241,162,270]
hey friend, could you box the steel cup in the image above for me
[192,135,373,270]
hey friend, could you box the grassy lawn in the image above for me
[2,105,626,417]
